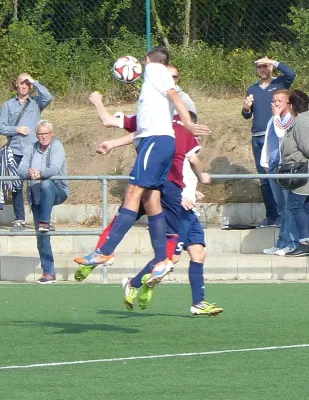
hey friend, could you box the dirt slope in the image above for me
[10,95,263,205]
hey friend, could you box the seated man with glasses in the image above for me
[242,55,296,228]
[17,120,70,284]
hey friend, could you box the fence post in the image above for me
[102,178,108,284]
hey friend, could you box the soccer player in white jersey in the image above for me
[74,47,211,279]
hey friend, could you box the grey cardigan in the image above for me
[280,110,309,195]
[17,138,70,205]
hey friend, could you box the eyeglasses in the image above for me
[37,132,52,137]
[172,75,179,79]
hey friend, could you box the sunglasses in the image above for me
[172,75,179,79]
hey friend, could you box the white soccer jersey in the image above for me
[136,63,175,140]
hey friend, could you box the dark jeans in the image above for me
[286,191,309,242]
[13,154,25,221]
[32,180,67,275]
[252,136,278,220]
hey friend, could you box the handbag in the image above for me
[276,161,308,190]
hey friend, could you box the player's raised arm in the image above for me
[89,91,124,128]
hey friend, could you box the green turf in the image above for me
[0,283,309,400]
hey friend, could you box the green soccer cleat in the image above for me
[74,264,97,282]
[122,278,139,311]
[190,301,224,316]
[138,274,154,310]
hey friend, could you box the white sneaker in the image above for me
[263,246,279,255]
[275,246,296,256]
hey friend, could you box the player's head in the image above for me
[289,90,309,116]
[167,64,179,84]
[146,47,169,66]
[36,119,54,149]
[272,89,290,116]
[255,55,273,80]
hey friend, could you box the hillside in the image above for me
[3,94,262,205]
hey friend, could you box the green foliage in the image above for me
[2,6,309,102]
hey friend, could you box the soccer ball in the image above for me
[113,56,142,84]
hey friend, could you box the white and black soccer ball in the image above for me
[113,56,142,84]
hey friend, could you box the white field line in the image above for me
[1,344,309,371]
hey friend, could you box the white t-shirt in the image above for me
[136,63,175,140]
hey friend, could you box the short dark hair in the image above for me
[189,111,198,124]
[289,90,309,115]
[146,47,169,66]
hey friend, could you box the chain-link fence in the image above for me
[0,0,306,49]
[1,1,309,97]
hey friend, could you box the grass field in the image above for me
[0,282,308,400]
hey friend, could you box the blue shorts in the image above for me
[161,181,182,235]
[129,136,175,189]
[136,181,182,235]
[174,208,206,255]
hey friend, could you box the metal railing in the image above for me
[0,172,307,283]
[0,172,307,236]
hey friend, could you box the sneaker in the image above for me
[38,223,50,232]
[49,222,56,232]
[263,246,279,255]
[122,278,138,311]
[275,246,296,256]
[10,220,25,232]
[74,250,114,266]
[190,301,224,316]
[257,218,277,228]
[74,265,97,281]
[138,274,154,310]
[145,258,174,287]
[37,274,56,284]
[285,244,309,257]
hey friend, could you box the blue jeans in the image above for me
[32,180,67,275]
[268,170,299,248]
[286,191,309,242]
[12,154,25,221]
[252,136,278,220]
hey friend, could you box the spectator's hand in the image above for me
[264,167,269,173]
[243,94,254,111]
[97,141,113,155]
[254,56,275,66]
[29,168,41,179]
[199,173,211,184]
[271,102,282,116]
[89,91,103,106]
[181,197,195,210]
[19,73,34,84]
[17,126,31,136]
[185,122,211,137]
[195,190,205,200]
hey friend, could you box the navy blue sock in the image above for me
[189,261,205,304]
[148,212,166,263]
[130,259,154,288]
[100,207,137,255]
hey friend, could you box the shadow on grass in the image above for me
[97,309,192,319]
[10,320,140,334]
